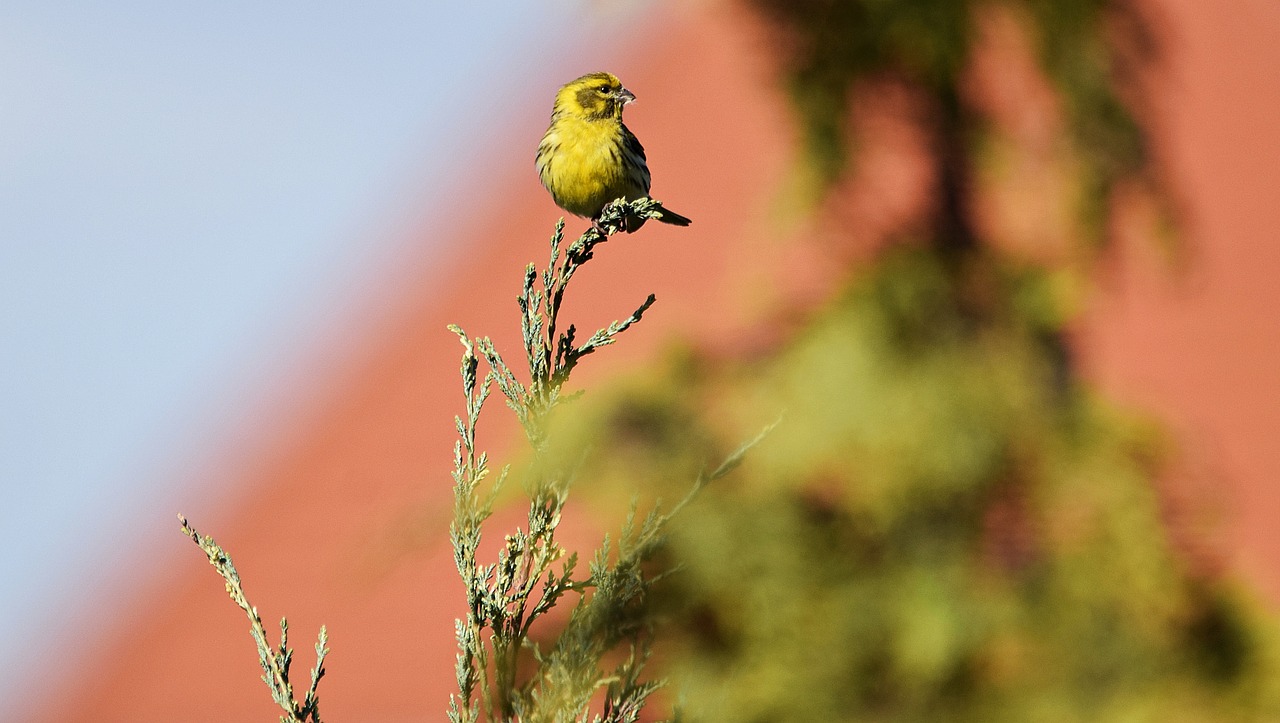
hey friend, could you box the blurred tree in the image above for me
[544,0,1280,720]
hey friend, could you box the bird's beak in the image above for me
[615,87,636,105]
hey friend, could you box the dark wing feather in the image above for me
[620,123,652,194]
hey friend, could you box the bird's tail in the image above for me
[655,206,692,226]
[617,199,693,233]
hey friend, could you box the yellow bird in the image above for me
[536,72,692,232]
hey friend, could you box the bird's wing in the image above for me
[620,123,652,194]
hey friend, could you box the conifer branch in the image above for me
[447,198,701,722]
[177,514,328,723]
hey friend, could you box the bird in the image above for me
[536,72,692,233]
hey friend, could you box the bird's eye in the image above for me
[598,85,611,93]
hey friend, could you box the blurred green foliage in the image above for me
[751,0,1156,247]
[557,252,1280,720]
[538,0,1280,720]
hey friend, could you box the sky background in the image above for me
[0,0,642,709]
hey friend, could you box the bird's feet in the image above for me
[592,203,620,237]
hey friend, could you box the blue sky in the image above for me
[0,1,641,711]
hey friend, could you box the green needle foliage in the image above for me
[446,198,751,723]
[178,515,329,723]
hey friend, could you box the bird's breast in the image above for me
[538,119,633,218]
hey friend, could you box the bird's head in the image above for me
[553,72,635,122]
